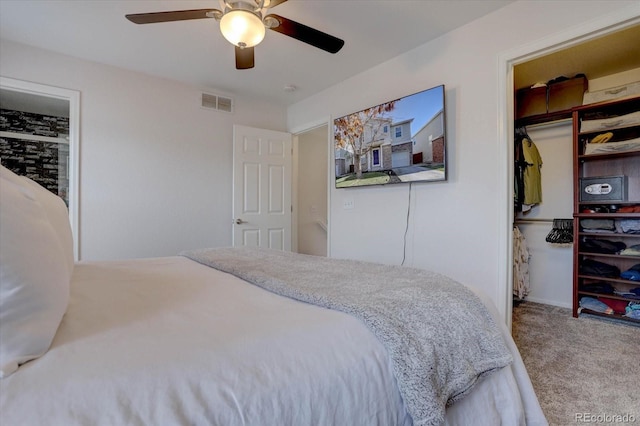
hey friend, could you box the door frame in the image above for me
[497,6,640,329]
[0,76,81,261]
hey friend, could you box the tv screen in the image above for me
[334,85,446,188]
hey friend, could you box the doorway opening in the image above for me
[294,124,329,257]
[498,13,640,328]
[0,77,80,260]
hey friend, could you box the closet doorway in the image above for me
[0,77,80,260]
[498,14,640,328]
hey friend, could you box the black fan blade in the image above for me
[126,9,219,24]
[265,14,344,54]
[267,0,288,8]
[235,46,255,69]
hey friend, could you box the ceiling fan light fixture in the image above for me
[125,0,346,70]
[220,9,265,48]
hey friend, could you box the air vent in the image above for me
[217,96,232,113]
[201,92,234,113]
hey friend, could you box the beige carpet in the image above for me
[512,302,639,426]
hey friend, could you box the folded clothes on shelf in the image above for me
[618,205,640,213]
[580,281,615,294]
[625,302,640,319]
[581,218,616,232]
[579,258,621,278]
[579,297,614,314]
[620,263,640,281]
[619,244,640,256]
[581,238,626,254]
[599,297,629,314]
[615,219,640,234]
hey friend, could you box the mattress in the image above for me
[0,256,547,425]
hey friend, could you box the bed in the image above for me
[0,165,547,426]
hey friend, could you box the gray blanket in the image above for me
[182,247,512,426]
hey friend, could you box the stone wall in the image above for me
[0,109,70,203]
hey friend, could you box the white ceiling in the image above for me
[0,0,513,106]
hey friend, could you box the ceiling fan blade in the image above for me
[265,14,344,54]
[235,46,255,69]
[125,9,219,24]
[266,0,288,8]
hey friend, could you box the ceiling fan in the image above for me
[125,0,345,70]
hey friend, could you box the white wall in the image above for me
[287,1,639,313]
[0,40,287,260]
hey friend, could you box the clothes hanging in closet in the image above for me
[513,225,530,299]
[514,127,543,212]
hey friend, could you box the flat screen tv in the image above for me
[334,85,446,188]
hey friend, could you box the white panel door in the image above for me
[232,125,292,250]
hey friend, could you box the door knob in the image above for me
[234,218,247,225]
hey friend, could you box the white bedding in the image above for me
[0,256,547,425]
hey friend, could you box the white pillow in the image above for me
[18,175,74,275]
[0,166,71,377]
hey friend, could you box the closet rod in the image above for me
[514,218,555,224]
[524,117,572,131]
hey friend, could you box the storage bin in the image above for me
[583,80,640,105]
[580,110,640,133]
[548,76,588,113]
[515,86,547,119]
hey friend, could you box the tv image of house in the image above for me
[413,108,445,164]
[334,88,446,188]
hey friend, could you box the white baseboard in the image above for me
[521,297,572,309]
